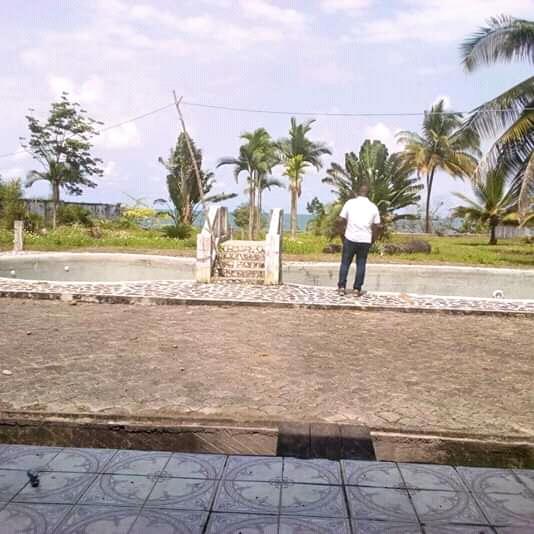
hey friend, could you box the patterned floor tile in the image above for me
[0,445,62,471]
[205,512,278,533]
[130,508,208,534]
[0,502,71,534]
[472,491,534,526]
[161,453,226,480]
[494,528,534,533]
[58,505,140,534]
[45,448,117,474]
[13,472,95,504]
[223,456,283,482]
[0,470,30,501]
[409,490,488,525]
[145,477,217,510]
[342,460,405,488]
[280,482,347,517]
[80,474,156,507]
[398,464,467,492]
[283,458,342,485]
[513,469,534,494]
[279,515,351,533]
[346,486,418,521]
[423,525,495,533]
[102,450,171,476]
[456,467,528,495]
[213,480,280,515]
[352,520,423,533]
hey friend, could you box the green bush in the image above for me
[0,178,25,230]
[162,223,194,239]
[57,205,94,227]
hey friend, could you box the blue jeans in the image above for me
[338,239,371,290]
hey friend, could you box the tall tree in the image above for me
[461,15,534,219]
[277,118,332,238]
[323,140,423,227]
[21,93,103,229]
[157,133,234,226]
[396,100,481,233]
[453,168,518,245]
[218,128,278,240]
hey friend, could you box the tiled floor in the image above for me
[0,444,533,533]
[1,277,534,316]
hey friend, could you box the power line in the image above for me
[1,97,532,160]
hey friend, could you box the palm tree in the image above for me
[157,133,234,226]
[256,176,284,231]
[397,100,481,233]
[461,15,534,219]
[453,168,518,244]
[277,118,332,238]
[218,128,278,239]
[323,139,423,228]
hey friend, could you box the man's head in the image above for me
[358,183,370,197]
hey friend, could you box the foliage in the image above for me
[162,223,193,239]
[461,16,534,219]
[277,118,332,237]
[306,196,326,235]
[453,168,518,244]
[158,133,235,226]
[21,93,103,229]
[218,128,279,239]
[0,177,26,230]
[232,204,251,230]
[323,139,423,228]
[122,206,158,220]
[397,99,481,233]
[57,204,94,227]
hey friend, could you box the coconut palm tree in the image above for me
[396,100,481,233]
[453,168,518,244]
[218,128,278,239]
[277,118,332,238]
[461,15,534,219]
[323,139,423,229]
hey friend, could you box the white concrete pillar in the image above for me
[196,233,213,283]
[13,220,24,253]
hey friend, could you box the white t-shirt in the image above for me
[339,196,381,244]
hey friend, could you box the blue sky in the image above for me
[0,0,532,216]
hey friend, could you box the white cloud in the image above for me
[239,0,306,28]
[97,123,141,149]
[320,0,372,14]
[363,123,402,153]
[0,167,24,179]
[103,161,118,178]
[357,0,533,43]
[48,75,104,104]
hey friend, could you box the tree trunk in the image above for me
[290,187,298,239]
[257,189,262,235]
[248,187,255,240]
[51,181,60,230]
[424,170,435,234]
[489,223,497,245]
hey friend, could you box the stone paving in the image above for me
[1,277,534,316]
[0,444,533,533]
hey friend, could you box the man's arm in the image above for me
[371,209,383,243]
[334,216,347,240]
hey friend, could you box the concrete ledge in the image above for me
[1,412,533,467]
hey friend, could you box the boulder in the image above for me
[382,239,431,255]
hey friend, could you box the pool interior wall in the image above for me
[1,252,533,299]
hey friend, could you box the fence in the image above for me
[23,199,121,223]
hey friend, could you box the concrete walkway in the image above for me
[1,278,534,316]
[0,444,533,532]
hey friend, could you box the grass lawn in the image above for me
[1,225,533,268]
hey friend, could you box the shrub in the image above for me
[162,223,193,239]
[57,204,94,227]
[0,178,25,229]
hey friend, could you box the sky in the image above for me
[0,0,532,216]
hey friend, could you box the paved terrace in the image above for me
[1,278,534,316]
[0,444,533,532]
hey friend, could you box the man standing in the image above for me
[337,184,381,296]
